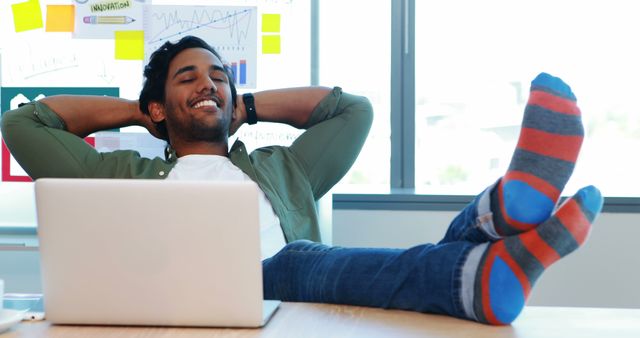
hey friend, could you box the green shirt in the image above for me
[1,87,373,243]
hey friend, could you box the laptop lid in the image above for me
[35,178,278,327]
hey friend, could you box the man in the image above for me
[1,36,602,325]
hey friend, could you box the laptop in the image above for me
[35,178,280,327]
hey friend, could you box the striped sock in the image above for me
[472,185,602,325]
[491,72,584,236]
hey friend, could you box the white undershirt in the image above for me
[165,154,286,259]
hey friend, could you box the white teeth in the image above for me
[193,100,218,108]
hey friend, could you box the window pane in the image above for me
[415,0,640,196]
[319,0,391,190]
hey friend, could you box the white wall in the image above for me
[334,210,640,309]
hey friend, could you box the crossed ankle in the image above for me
[463,186,602,325]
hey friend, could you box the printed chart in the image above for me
[143,5,257,88]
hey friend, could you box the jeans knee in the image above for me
[283,239,322,252]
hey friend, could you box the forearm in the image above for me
[239,87,332,128]
[39,95,143,137]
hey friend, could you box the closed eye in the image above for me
[211,72,228,83]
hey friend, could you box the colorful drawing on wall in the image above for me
[0,87,118,182]
[143,5,257,88]
[74,0,147,39]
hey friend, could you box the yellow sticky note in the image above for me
[115,30,144,60]
[12,0,44,32]
[46,5,75,32]
[262,35,281,54]
[262,14,281,33]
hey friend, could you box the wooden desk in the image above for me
[4,303,640,338]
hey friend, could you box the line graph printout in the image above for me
[144,5,257,88]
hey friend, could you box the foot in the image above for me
[472,185,602,325]
[491,72,584,236]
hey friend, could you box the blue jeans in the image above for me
[262,185,498,321]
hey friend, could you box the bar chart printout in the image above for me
[230,59,248,85]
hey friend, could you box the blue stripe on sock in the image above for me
[503,180,555,224]
[489,256,525,324]
[577,185,603,217]
[531,72,576,101]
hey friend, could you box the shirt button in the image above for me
[159,171,165,176]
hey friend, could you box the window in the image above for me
[319,0,391,190]
[415,0,640,197]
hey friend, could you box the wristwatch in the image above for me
[242,93,258,125]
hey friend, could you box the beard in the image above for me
[165,107,232,144]
[188,116,229,143]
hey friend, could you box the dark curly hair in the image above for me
[138,35,237,141]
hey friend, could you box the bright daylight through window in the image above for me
[415,0,640,197]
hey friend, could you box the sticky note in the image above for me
[262,35,281,54]
[12,0,44,32]
[261,14,281,33]
[46,5,75,32]
[115,30,144,60]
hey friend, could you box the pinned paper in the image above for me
[115,30,144,60]
[261,14,280,33]
[90,0,133,14]
[46,5,75,32]
[12,0,44,32]
[262,35,281,54]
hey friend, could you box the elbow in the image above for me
[1,104,31,143]
[1,108,17,140]
[352,95,374,134]
[1,103,44,155]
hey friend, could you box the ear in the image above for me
[148,102,166,123]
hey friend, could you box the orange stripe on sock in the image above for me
[504,171,560,202]
[518,229,561,269]
[482,242,532,325]
[517,128,583,162]
[481,248,500,325]
[494,243,532,297]
[528,91,581,116]
[554,199,592,245]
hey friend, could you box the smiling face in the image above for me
[149,47,234,149]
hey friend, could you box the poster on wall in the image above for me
[74,0,148,39]
[0,86,118,182]
[143,5,258,88]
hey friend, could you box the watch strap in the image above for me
[242,93,258,125]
